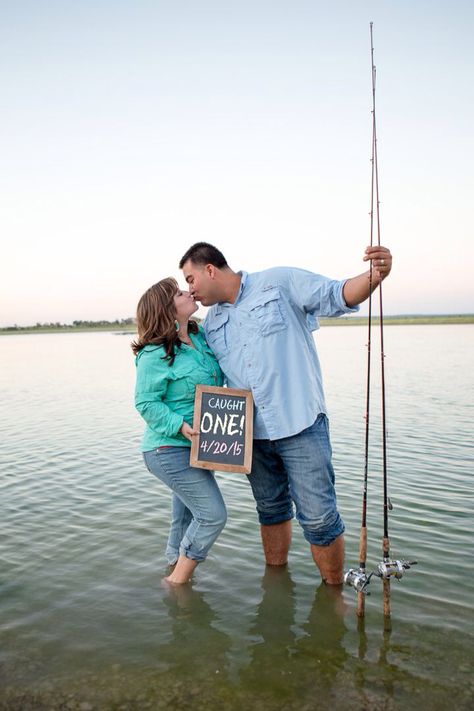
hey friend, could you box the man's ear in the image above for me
[205,264,217,279]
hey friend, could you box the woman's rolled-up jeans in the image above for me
[143,446,227,564]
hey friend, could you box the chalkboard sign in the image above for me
[190,385,253,474]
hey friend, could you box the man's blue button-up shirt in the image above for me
[203,267,359,440]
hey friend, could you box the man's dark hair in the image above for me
[179,242,228,269]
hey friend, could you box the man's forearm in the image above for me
[343,270,381,308]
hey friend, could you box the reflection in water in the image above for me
[242,566,297,681]
[239,566,349,705]
[354,615,395,707]
[157,583,231,682]
[1,329,473,707]
[1,567,472,709]
[238,566,298,703]
[236,568,433,709]
[351,611,456,709]
[378,623,395,699]
[292,583,348,691]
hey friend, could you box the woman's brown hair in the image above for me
[131,277,198,363]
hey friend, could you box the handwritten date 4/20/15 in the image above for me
[200,439,243,456]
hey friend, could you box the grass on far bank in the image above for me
[1,314,473,335]
[319,314,474,327]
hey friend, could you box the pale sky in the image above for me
[1,0,473,326]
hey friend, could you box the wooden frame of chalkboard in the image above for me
[190,385,253,474]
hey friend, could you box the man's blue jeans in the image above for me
[143,447,227,563]
[247,414,345,546]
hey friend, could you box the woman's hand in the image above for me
[180,421,198,442]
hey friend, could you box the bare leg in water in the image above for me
[260,522,344,585]
[164,555,198,584]
[311,534,345,585]
[260,521,292,566]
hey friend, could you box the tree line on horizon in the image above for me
[1,314,471,333]
[1,318,136,331]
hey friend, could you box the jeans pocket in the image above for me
[143,450,157,474]
[153,447,190,478]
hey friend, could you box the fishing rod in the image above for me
[344,23,417,617]
[371,19,395,617]
[343,22,378,615]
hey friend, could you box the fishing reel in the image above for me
[344,568,371,594]
[375,559,417,580]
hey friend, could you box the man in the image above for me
[179,242,392,584]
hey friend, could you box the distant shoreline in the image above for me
[320,314,474,326]
[1,314,473,335]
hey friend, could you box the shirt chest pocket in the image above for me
[167,360,197,401]
[206,311,229,360]
[249,288,287,336]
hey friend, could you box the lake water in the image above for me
[1,326,473,710]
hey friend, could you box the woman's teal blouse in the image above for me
[135,327,223,451]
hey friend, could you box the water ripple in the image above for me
[1,328,473,708]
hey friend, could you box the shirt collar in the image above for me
[219,271,248,309]
[234,271,248,304]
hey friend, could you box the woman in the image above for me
[133,278,226,584]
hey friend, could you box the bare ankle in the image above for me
[322,576,344,586]
[265,556,288,566]
[163,574,190,585]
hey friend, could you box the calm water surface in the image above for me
[1,326,473,710]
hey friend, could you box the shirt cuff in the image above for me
[340,280,361,313]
